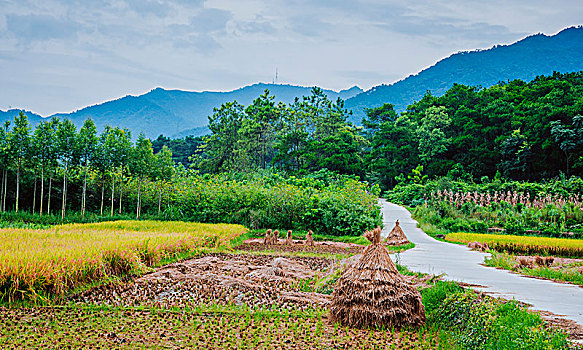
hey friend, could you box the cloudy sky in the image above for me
[1,0,581,116]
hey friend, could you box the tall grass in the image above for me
[446,232,583,258]
[0,220,246,301]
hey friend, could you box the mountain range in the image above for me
[344,26,583,122]
[2,26,583,138]
[0,85,363,138]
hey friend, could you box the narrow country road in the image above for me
[381,199,583,327]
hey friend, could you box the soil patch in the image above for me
[539,310,583,343]
[236,238,364,255]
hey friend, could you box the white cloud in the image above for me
[0,0,581,115]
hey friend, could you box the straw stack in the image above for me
[329,227,425,329]
[263,229,272,245]
[384,220,410,246]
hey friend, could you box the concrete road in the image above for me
[382,199,583,326]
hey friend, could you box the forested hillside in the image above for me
[2,71,583,218]
[345,26,583,123]
[0,84,363,139]
[189,71,583,189]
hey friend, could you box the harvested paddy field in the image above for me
[69,251,430,310]
[69,253,336,309]
[0,306,444,349]
[235,238,364,255]
[4,250,444,349]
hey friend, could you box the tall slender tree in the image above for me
[103,127,131,216]
[8,112,30,213]
[153,145,174,216]
[56,119,77,219]
[130,133,154,218]
[0,121,11,212]
[77,119,98,218]
[32,120,57,215]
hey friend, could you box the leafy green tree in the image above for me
[273,101,309,171]
[550,115,583,176]
[238,90,280,169]
[102,127,132,216]
[306,127,364,175]
[407,165,428,184]
[77,119,98,218]
[153,145,174,215]
[362,104,416,189]
[416,106,451,165]
[32,120,58,215]
[56,119,78,219]
[196,102,245,172]
[8,112,30,213]
[130,133,154,218]
[499,129,534,180]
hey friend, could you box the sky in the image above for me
[1,0,582,116]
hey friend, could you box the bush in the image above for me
[423,284,569,350]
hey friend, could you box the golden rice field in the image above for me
[0,220,247,302]
[446,232,583,258]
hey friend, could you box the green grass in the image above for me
[0,303,444,349]
[422,281,570,350]
[485,252,583,286]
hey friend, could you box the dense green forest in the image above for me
[2,71,583,224]
[186,71,583,189]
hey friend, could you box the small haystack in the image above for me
[383,220,410,246]
[263,229,272,245]
[272,230,280,244]
[305,230,315,246]
[329,227,425,329]
[286,230,293,245]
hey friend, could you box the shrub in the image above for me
[423,284,569,350]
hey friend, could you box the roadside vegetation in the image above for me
[445,232,583,258]
[485,252,583,287]
[422,281,570,350]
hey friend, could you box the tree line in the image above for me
[3,70,583,216]
[0,113,174,217]
[182,71,583,190]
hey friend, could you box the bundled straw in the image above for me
[305,230,315,246]
[329,226,425,329]
[263,229,272,245]
[272,230,280,244]
[383,220,410,246]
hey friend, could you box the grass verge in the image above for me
[422,281,571,349]
[485,252,583,287]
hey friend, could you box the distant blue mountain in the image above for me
[3,26,583,138]
[0,83,363,139]
[0,109,44,126]
[344,26,583,123]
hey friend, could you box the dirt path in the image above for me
[380,199,583,332]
